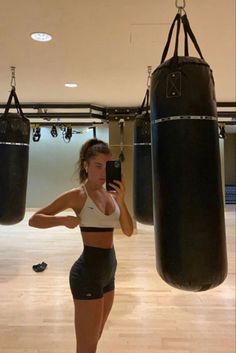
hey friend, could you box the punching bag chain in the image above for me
[146,66,152,90]
[146,66,152,110]
[10,66,16,90]
[9,66,21,115]
[138,67,152,115]
[118,118,125,162]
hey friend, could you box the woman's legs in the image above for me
[73,297,104,353]
[98,289,115,339]
[73,289,115,353]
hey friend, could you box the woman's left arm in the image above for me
[109,180,134,237]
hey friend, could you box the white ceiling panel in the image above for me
[0,0,235,106]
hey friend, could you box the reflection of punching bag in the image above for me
[0,88,30,225]
[133,89,153,225]
[150,13,227,291]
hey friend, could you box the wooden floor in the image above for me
[0,205,235,353]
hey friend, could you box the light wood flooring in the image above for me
[0,205,235,353]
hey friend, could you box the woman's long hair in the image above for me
[75,138,111,183]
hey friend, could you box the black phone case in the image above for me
[106,160,121,191]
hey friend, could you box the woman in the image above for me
[29,138,134,353]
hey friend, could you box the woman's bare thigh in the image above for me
[73,297,104,347]
[100,290,115,334]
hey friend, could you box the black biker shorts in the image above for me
[69,245,117,300]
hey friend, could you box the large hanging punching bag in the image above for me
[133,88,153,225]
[150,11,227,291]
[0,88,30,225]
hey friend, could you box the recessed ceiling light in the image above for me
[31,32,52,42]
[65,83,78,88]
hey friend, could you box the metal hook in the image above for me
[175,0,186,15]
[175,0,186,9]
[10,66,16,90]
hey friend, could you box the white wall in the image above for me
[26,124,109,208]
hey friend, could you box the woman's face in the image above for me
[86,153,112,187]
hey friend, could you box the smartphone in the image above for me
[106,160,121,191]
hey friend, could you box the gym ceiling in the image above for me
[0,0,235,127]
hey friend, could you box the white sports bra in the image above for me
[79,184,120,232]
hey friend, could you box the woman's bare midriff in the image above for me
[81,231,114,249]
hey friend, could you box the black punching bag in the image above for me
[150,13,227,291]
[0,88,30,225]
[133,89,153,225]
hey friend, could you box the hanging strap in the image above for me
[183,20,189,56]
[181,14,204,59]
[3,88,25,118]
[160,12,204,64]
[161,13,181,64]
[138,89,150,115]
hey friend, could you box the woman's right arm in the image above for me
[28,189,82,229]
